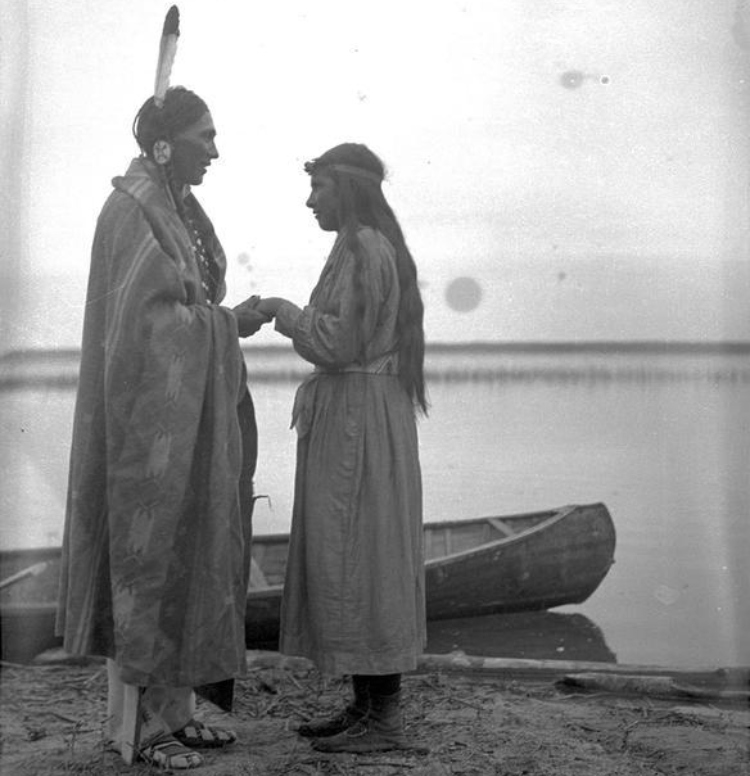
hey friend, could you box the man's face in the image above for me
[170,111,219,188]
[306,172,340,232]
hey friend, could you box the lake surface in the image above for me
[1,345,748,668]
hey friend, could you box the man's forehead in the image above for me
[174,111,215,138]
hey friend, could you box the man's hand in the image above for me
[232,296,272,337]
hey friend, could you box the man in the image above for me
[56,86,268,770]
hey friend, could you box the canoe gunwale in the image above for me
[425,504,584,567]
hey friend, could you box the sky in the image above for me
[1,0,749,349]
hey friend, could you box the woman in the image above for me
[254,143,428,753]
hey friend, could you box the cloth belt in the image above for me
[291,351,398,438]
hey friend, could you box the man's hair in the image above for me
[306,143,428,414]
[132,86,208,159]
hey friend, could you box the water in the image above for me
[1,346,748,668]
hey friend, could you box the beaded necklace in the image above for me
[183,205,218,303]
[160,166,219,303]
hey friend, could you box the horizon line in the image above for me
[2,339,750,363]
[3,340,748,390]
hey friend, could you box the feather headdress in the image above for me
[154,5,180,107]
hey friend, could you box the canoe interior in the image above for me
[0,546,61,605]
[422,511,555,561]
[249,508,565,586]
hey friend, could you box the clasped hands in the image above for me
[232,295,286,338]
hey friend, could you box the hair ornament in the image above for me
[153,139,172,164]
[154,6,180,108]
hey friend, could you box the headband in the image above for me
[330,163,383,184]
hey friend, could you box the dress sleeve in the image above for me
[274,230,394,368]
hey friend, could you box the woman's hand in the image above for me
[254,297,286,319]
[232,295,272,337]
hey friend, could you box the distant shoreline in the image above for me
[2,340,750,362]
[424,341,750,355]
[2,341,749,390]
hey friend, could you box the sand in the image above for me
[1,651,748,775]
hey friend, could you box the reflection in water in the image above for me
[246,611,618,663]
[426,611,617,664]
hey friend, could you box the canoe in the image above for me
[246,502,616,643]
[0,503,615,662]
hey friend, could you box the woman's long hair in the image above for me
[305,143,428,414]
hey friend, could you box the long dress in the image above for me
[276,226,426,676]
[56,158,256,691]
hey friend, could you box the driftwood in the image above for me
[39,649,749,705]
[243,650,750,703]
[557,672,750,704]
[414,650,748,684]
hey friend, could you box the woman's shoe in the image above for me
[297,703,367,738]
[312,691,426,753]
[298,680,370,738]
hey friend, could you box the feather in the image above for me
[153,5,180,108]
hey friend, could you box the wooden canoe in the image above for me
[0,503,615,661]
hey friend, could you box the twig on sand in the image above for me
[450,695,485,712]
[83,666,106,685]
[286,671,305,691]
[620,718,642,750]
[49,710,80,724]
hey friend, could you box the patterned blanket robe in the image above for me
[57,158,256,689]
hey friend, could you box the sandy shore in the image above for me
[1,650,748,775]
